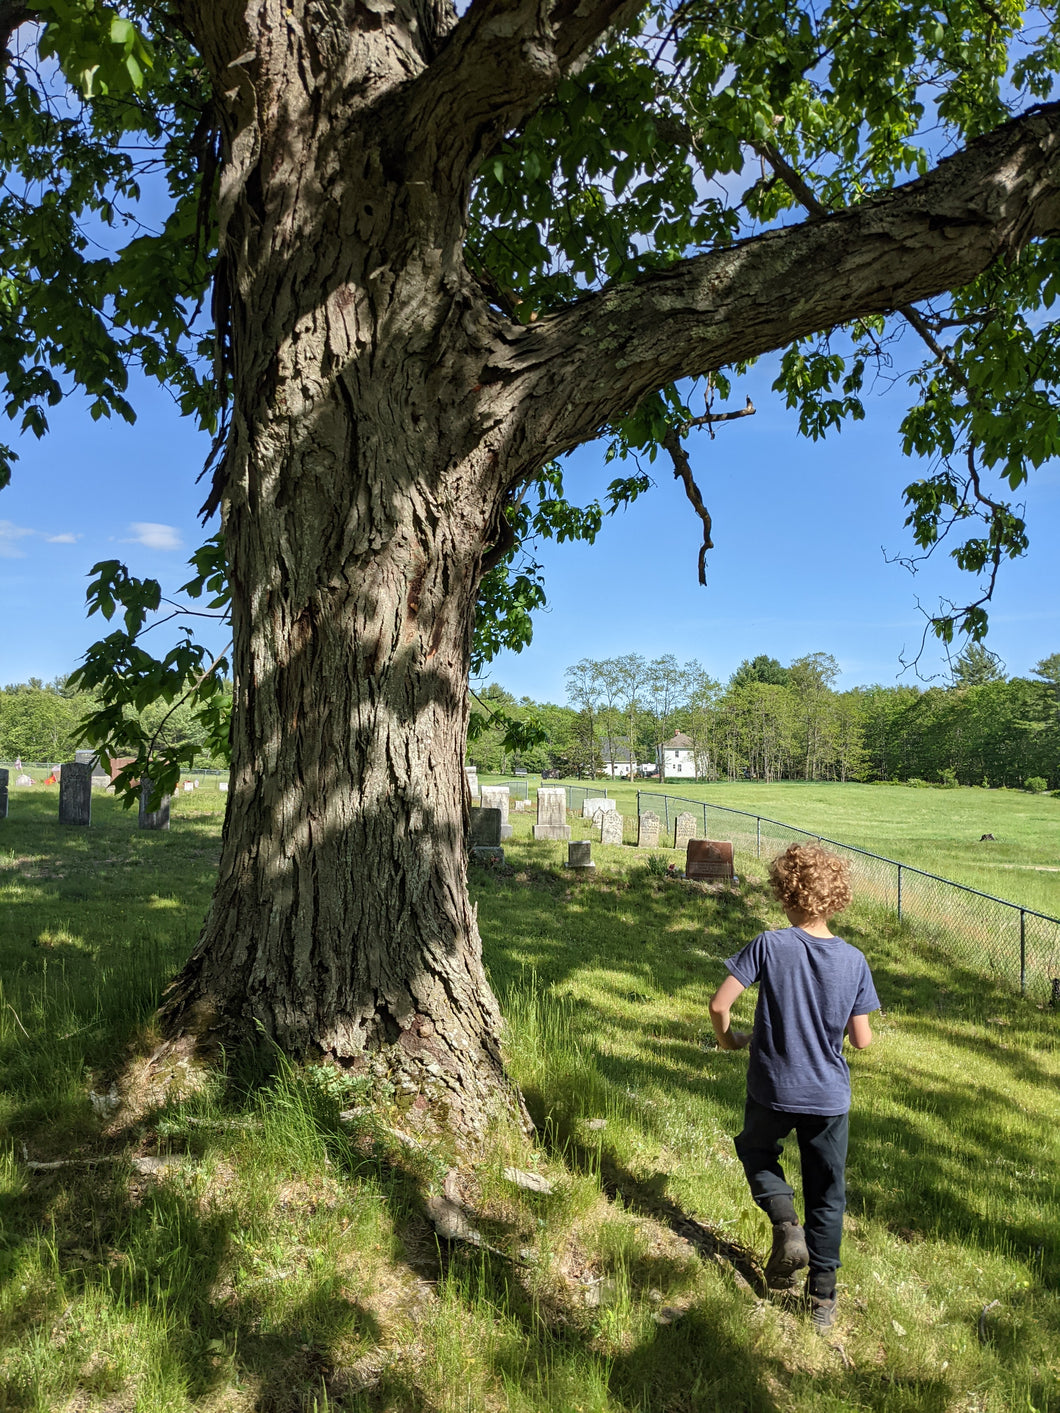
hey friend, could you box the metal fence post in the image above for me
[1020,910,1027,996]
[756,817,761,860]
[897,864,902,923]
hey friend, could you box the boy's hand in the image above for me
[715,1026,750,1051]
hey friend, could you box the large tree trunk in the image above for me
[159,1,529,1137]
[161,367,520,1135]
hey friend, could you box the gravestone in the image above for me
[16,774,34,787]
[480,785,512,840]
[0,768,7,819]
[219,781,229,792]
[533,787,571,840]
[58,761,92,827]
[582,797,616,820]
[75,749,98,772]
[674,812,697,851]
[600,809,624,845]
[685,839,735,882]
[469,805,504,862]
[108,756,137,786]
[138,777,171,831]
[463,765,480,800]
[637,810,660,848]
[566,840,595,869]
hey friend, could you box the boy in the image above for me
[709,843,879,1330]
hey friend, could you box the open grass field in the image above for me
[1,783,1059,1411]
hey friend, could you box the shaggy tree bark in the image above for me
[160,0,1060,1136]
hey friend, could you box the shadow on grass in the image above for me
[1,809,1058,1409]
[479,851,1060,1282]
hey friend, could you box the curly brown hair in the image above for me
[768,843,852,920]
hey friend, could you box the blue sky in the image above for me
[2,345,1057,701]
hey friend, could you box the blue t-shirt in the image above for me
[724,926,880,1116]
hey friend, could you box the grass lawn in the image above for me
[563,780,1060,920]
[1,784,1058,1411]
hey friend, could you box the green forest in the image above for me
[0,677,226,769]
[470,646,1060,791]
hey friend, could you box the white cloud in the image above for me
[0,520,34,558]
[125,522,183,551]
[45,532,80,544]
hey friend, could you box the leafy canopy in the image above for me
[2,0,1059,796]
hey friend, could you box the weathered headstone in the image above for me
[219,781,229,792]
[582,797,616,820]
[463,765,480,800]
[138,777,171,831]
[533,787,571,840]
[16,774,34,787]
[481,785,512,840]
[58,761,92,827]
[108,756,137,786]
[77,748,108,786]
[674,812,697,851]
[685,839,735,882]
[0,768,7,819]
[566,840,595,869]
[469,805,504,862]
[637,810,660,848]
[470,806,502,848]
[600,809,624,845]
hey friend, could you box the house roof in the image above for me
[661,732,694,749]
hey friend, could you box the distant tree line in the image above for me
[469,647,1060,791]
[0,678,230,769]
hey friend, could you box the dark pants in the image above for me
[734,1096,849,1274]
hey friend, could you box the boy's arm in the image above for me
[846,1013,873,1049]
[709,974,751,1051]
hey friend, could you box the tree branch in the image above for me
[748,140,829,219]
[663,428,713,586]
[0,2,32,70]
[498,102,1060,462]
[686,397,756,431]
[402,0,641,180]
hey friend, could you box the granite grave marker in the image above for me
[480,785,513,840]
[139,777,171,831]
[533,787,571,840]
[58,760,92,827]
[685,839,735,882]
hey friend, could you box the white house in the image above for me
[600,747,658,779]
[657,731,708,780]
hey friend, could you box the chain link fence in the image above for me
[637,791,1060,1003]
[486,778,530,800]
[565,784,609,813]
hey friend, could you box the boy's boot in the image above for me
[761,1194,809,1290]
[807,1269,838,1332]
